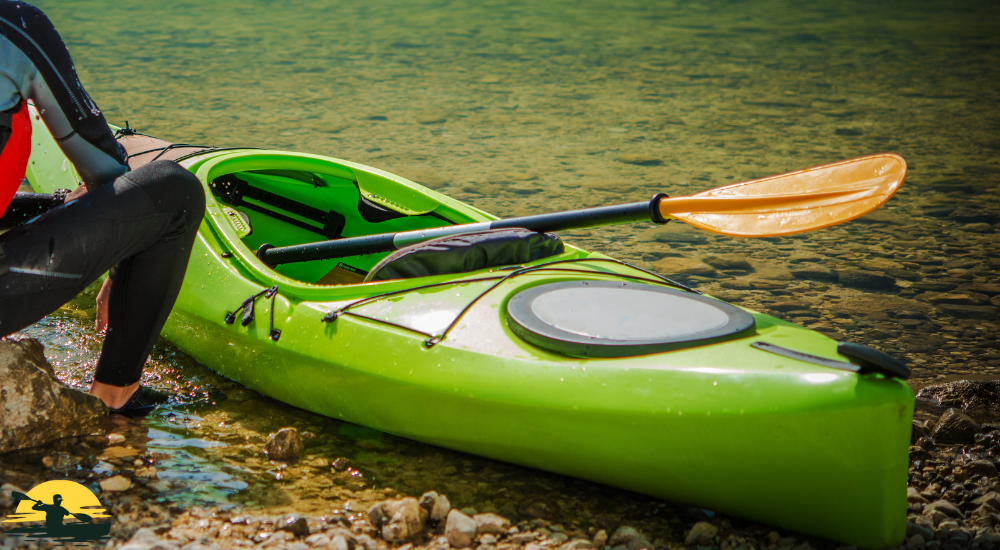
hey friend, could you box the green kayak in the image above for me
[24,108,913,548]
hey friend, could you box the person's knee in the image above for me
[131,161,206,225]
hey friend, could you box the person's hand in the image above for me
[95,276,111,332]
[64,184,88,203]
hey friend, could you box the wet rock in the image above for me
[701,255,752,271]
[618,155,662,167]
[332,457,350,472]
[912,420,930,444]
[913,280,960,292]
[917,380,1000,413]
[99,475,132,492]
[330,533,354,550]
[445,509,477,548]
[420,491,451,523]
[124,528,160,548]
[0,338,107,453]
[936,304,1000,319]
[931,408,980,444]
[837,269,896,290]
[0,483,25,508]
[684,522,717,546]
[108,433,126,445]
[791,264,837,280]
[652,257,717,277]
[966,460,999,478]
[906,521,934,541]
[962,222,994,233]
[265,428,304,460]
[278,514,310,537]
[354,534,378,550]
[973,492,1000,511]
[963,283,1000,296]
[920,291,991,305]
[908,487,928,504]
[473,513,510,535]
[560,540,595,550]
[518,502,551,519]
[593,530,608,549]
[607,526,652,550]
[368,498,427,542]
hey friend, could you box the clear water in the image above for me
[8,0,999,535]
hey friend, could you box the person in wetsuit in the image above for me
[32,494,70,530]
[0,2,205,415]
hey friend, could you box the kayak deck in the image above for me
[23,111,913,548]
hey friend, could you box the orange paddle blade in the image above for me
[658,153,907,237]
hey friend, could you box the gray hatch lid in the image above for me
[506,280,756,358]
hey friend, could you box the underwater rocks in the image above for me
[265,427,305,460]
[0,338,106,454]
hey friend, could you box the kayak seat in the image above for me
[364,228,564,282]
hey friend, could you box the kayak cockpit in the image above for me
[207,167,456,284]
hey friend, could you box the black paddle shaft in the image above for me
[258,194,668,266]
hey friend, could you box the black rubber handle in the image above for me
[257,233,397,267]
[837,342,910,379]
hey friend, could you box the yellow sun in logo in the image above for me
[2,480,110,524]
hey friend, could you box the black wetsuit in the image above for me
[0,2,205,386]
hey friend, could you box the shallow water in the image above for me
[9,0,1000,534]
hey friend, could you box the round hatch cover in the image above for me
[506,281,755,358]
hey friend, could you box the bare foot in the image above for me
[95,276,112,333]
[89,380,140,410]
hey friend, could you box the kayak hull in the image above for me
[23,110,913,548]
[164,223,912,548]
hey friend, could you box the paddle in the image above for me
[11,492,93,523]
[256,153,905,267]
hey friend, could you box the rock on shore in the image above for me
[0,338,106,453]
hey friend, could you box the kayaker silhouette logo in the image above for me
[1,480,112,543]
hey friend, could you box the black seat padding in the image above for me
[365,228,564,282]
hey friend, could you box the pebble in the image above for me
[473,513,510,535]
[419,490,451,523]
[607,526,651,550]
[108,433,126,445]
[99,475,131,492]
[837,268,896,290]
[683,522,717,546]
[445,509,477,548]
[368,497,426,542]
[925,500,964,518]
[264,427,304,460]
[701,255,753,271]
[278,514,310,537]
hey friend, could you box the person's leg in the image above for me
[0,161,204,407]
